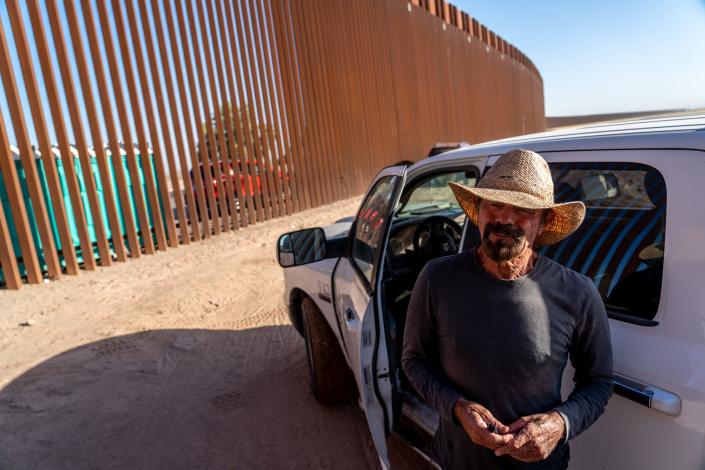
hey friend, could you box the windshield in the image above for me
[397,171,477,215]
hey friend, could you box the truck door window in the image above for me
[393,170,477,256]
[351,176,398,286]
[398,171,477,217]
[541,162,666,323]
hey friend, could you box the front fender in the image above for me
[282,258,340,342]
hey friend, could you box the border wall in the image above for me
[0,0,544,288]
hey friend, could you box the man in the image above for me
[402,149,613,469]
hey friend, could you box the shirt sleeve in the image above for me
[401,263,463,425]
[554,280,614,441]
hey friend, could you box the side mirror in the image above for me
[579,173,619,201]
[277,228,327,267]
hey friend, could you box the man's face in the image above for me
[477,199,550,262]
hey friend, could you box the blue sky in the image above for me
[454,0,705,116]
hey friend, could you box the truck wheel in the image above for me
[301,297,356,405]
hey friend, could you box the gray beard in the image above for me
[481,236,525,262]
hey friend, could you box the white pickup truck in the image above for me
[277,114,705,469]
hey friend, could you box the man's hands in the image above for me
[453,400,566,463]
[453,399,513,450]
[494,412,566,462]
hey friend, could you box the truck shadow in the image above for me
[0,326,429,469]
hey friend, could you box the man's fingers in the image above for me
[469,409,507,434]
[494,441,516,456]
[460,401,510,434]
[469,410,488,429]
[487,416,510,434]
[479,430,514,450]
[477,410,509,434]
[464,410,515,449]
[507,414,542,432]
[506,418,527,433]
[489,432,515,446]
[495,429,530,456]
[516,428,532,444]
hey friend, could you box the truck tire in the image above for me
[301,297,356,405]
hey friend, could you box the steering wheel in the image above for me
[412,215,462,263]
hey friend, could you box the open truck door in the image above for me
[332,164,407,468]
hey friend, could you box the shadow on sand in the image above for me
[0,326,398,469]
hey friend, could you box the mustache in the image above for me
[484,222,525,240]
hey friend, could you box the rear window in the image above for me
[540,162,666,323]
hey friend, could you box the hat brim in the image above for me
[448,182,586,245]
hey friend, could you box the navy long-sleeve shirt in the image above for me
[402,250,613,469]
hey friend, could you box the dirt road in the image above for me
[0,197,432,469]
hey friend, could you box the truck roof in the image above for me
[419,113,705,169]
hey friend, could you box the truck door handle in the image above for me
[613,373,681,416]
[345,308,355,321]
[343,307,359,331]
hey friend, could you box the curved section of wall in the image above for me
[274,0,545,203]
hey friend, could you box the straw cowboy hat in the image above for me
[448,148,586,245]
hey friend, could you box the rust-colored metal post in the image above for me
[240,0,280,217]
[250,0,299,213]
[313,0,350,201]
[76,0,140,258]
[0,199,21,288]
[288,0,331,206]
[318,0,352,194]
[294,0,332,204]
[136,0,192,244]
[0,124,41,284]
[94,0,155,255]
[370,0,403,165]
[213,0,257,225]
[349,0,388,179]
[455,5,463,28]
[284,0,323,207]
[122,0,181,247]
[248,0,290,215]
[0,15,61,279]
[6,0,78,275]
[109,0,169,250]
[60,0,127,264]
[225,0,271,220]
[27,0,111,268]
[428,0,437,16]
[269,0,313,210]
[232,0,278,218]
[442,1,451,24]
[328,0,362,196]
[259,0,301,213]
[156,0,211,240]
[355,0,391,170]
[272,0,312,209]
[205,0,248,228]
[193,0,239,229]
[173,0,223,235]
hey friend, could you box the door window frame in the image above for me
[346,167,407,295]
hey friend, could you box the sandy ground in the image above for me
[0,196,431,470]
